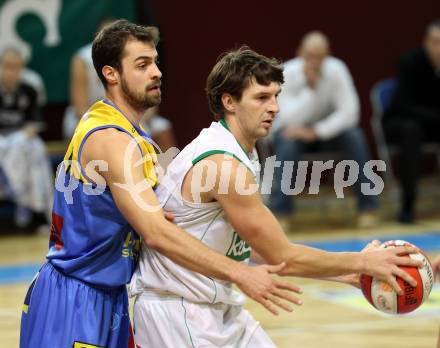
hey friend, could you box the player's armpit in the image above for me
[80,129,298,304]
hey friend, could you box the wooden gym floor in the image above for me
[1,217,439,348]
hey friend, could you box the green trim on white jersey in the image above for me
[219,118,252,160]
[192,150,242,166]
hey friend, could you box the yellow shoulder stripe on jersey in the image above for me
[63,100,158,187]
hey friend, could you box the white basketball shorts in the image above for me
[133,291,276,348]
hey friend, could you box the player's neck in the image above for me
[223,117,255,156]
[104,92,143,126]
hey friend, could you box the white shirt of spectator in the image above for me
[21,68,47,107]
[272,56,360,140]
[77,43,105,105]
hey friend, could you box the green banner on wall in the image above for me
[0,0,137,103]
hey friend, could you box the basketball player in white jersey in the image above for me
[131,47,423,347]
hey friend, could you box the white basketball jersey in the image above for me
[130,120,260,305]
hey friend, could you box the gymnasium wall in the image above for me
[2,0,439,147]
[150,0,440,148]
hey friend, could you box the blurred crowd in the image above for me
[1,18,439,232]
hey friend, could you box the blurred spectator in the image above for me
[0,47,53,229]
[270,31,378,228]
[383,19,440,224]
[62,40,105,138]
[21,67,47,107]
[140,106,177,152]
[62,19,117,138]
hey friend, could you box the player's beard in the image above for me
[120,76,161,112]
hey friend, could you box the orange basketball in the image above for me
[360,240,434,314]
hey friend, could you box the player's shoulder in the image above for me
[195,152,251,176]
[83,127,134,160]
[88,127,132,146]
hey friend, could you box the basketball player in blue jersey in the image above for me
[19,21,302,348]
[131,47,424,347]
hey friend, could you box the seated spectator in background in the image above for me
[383,19,440,224]
[269,31,378,228]
[63,19,118,138]
[21,67,47,108]
[140,106,177,152]
[62,39,105,138]
[0,47,53,229]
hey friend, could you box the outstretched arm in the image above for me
[205,155,422,294]
[80,128,301,314]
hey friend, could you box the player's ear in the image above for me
[102,65,119,86]
[221,93,235,113]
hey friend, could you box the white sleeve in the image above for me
[312,61,360,140]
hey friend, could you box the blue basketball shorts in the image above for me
[20,262,135,348]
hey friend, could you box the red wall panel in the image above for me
[150,0,440,149]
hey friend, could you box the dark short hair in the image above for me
[426,19,440,34]
[206,46,284,119]
[92,19,159,88]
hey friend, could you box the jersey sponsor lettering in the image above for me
[226,232,251,261]
[122,231,140,259]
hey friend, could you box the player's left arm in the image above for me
[208,155,342,277]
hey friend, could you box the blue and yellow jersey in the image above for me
[47,100,158,288]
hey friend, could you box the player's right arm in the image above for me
[80,128,301,315]
[203,155,422,295]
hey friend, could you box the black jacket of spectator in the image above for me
[383,46,440,223]
[385,47,440,122]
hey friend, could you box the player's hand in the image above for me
[361,239,382,252]
[234,262,303,315]
[338,241,383,288]
[361,246,423,295]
